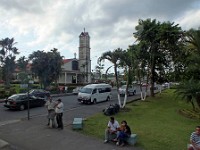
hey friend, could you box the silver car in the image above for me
[119,85,136,96]
[72,86,83,95]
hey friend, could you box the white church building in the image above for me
[58,30,91,84]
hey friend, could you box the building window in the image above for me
[72,61,78,70]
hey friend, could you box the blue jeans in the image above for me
[118,131,130,143]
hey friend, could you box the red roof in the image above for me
[63,59,73,64]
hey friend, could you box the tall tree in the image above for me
[16,56,29,84]
[175,28,200,110]
[134,19,184,97]
[118,48,134,107]
[29,48,63,89]
[0,38,19,86]
[48,48,63,85]
[17,56,29,72]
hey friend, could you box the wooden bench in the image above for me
[72,118,83,129]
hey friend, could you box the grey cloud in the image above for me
[0,0,47,14]
[100,0,198,21]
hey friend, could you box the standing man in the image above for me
[55,99,64,130]
[104,116,120,143]
[188,126,200,150]
[45,96,56,128]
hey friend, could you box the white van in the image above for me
[77,84,112,104]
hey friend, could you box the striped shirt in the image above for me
[190,132,200,147]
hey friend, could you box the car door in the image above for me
[97,88,104,102]
[91,88,98,102]
[26,95,36,108]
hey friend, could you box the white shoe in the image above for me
[116,142,119,146]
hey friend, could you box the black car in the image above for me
[29,89,50,99]
[4,93,46,111]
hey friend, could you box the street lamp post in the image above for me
[27,82,30,120]
[27,80,34,120]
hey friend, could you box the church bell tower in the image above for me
[79,29,91,83]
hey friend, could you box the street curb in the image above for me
[0,139,10,149]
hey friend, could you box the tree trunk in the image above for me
[195,94,200,109]
[122,68,130,108]
[150,61,155,97]
[114,65,121,107]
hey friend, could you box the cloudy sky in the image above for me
[0,0,200,72]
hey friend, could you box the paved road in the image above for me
[0,85,160,150]
[0,86,148,123]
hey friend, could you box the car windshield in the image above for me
[29,89,44,94]
[120,85,127,89]
[120,85,133,89]
[8,94,27,101]
[80,88,92,94]
[29,89,36,94]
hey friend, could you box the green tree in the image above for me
[134,19,184,97]
[17,56,29,84]
[29,48,63,89]
[0,38,19,86]
[118,48,134,107]
[100,48,123,107]
[95,57,104,79]
[175,79,200,110]
[17,56,29,72]
[175,28,200,110]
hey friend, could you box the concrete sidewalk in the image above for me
[0,98,143,150]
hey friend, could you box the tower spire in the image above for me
[84,28,85,33]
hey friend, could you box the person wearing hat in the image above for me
[55,99,64,130]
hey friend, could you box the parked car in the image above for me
[119,85,136,96]
[4,93,46,111]
[29,89,50,99]
[72,86,82,95]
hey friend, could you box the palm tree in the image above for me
[175,79,200,110]
[100,48,123,107]
[118,48,134,107]
[0,37,19,86]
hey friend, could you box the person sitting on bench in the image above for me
[104,116,120,143]
[115,120,131,146]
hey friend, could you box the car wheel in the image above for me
[19,104,25,111]
[106,96,110,101]
[133,90,136,95]
[93,99,97,104]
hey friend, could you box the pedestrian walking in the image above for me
[55,99,64,130]
[45,96,56,128]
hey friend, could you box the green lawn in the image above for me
[80,89,199,150]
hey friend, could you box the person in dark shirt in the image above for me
[116,120,131,146]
